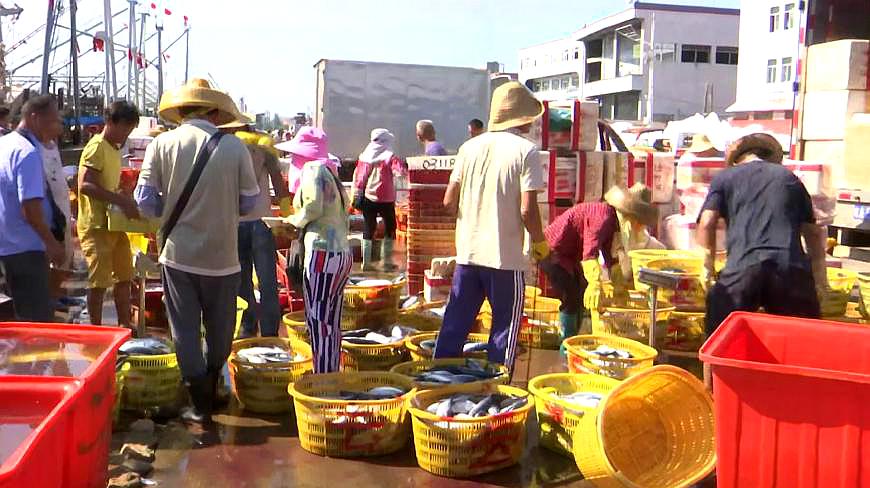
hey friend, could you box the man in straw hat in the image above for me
[540,183,663,351]
[698,132,827,334]
[434,81,549,375]
[219,113,292,339]
[134,79,260,426]
[681,133,724,160]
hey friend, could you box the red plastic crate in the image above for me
[0,323,131,488]
[699,313,870,488]
[0,378,78,488]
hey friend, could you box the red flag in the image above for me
[93,38,104,52]
[164,8,172,15]
[150,2,156,9]
[136,52,144,68]
[127,48,133,61]
[183,15,189,26]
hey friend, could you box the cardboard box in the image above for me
[782,159,832,197]
[540,152,577,202]
[802,90,870,140]
[843,114,870,190]
[806,39,870,91]
[631,151,675,203]
[603,151,630,191]
[662,213,726,252]
[676,157,726,191]
[801,140,848,189]
[535,100,599,152]
[575,151,605,202]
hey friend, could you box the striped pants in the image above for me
[303,249,353,373]
[434,264,525,375]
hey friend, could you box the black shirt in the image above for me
[700,160,814,273]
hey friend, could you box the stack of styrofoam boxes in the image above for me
[406,165,456,295]
[662,157,728,251]
[424,257,456,302]
[801,39,870,191]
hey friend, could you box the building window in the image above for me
[681,44,711,63]
[770,6,780,32]
[542,80,550,91]
[767,59,778,83]
[534,81,542,92]
[570,75,579,88]
[781,57,793,82]
[573,48,580,60]
[715,46,739,65]
[784,3,795,30]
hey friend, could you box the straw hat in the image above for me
[725,132,784,166]
[218,112,256,129]
[687,134,716,153]
[158,78,240,126]
[488,81,544,132]
[604,183,659,226]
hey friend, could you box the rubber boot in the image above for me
[362,239,375,271]
[209,366,231,409]
[180,374,214,425]
[382,238,398,272]
[559,312,578,356]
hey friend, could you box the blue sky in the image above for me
[10,0,739,115]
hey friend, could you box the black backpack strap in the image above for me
[160,131,225,250]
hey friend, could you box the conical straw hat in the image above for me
[158,78,240,126]
[488,81,544,132]
[604,183,659,226]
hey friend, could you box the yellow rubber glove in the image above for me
[278,196,293,217]
[701,250,717,291]
[531,241,550,263]
[581,259,602,312]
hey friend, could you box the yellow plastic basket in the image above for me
[644,258,706,311]
[397,300,445,331]
[390,358,509,389]
[408,383,534,478]
[528,373,619,457]
[520,296,562,349]
[564,335,658,380]
[480,285,543,313]
[572,365,715,488]
[118,352,180,410]
[404,332,490,361]
[341,336,410,372]
[341,307,399,331]
[282,311,309,343]
[628,249,701,290]
[228,337,314,414]
[594,304,675,345]
[662,311,707,351]
[859,273,870,319]
[288,371,416,457]
[822,268,858,317]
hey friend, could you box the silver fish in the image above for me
[118,338,172,356]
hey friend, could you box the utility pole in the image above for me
[184,26,189,83]
[156,18,163,109]
[103,0,118,101]
[0,3,24,45]
[40,0,56,94]
[138,11,147,110]
[127,0,136,102]
[646,12,655,124]
[70,0,82,143]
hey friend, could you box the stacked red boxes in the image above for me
[406,183,456,295]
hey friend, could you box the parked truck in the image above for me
[313,59,493,161]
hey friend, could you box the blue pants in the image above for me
[434,264,525,374]
[237,220,280,337]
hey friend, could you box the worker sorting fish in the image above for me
[236,345,307,364]
[342,325,418,345]
[425,393,528,419]
[410,359,505,385]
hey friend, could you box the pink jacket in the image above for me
[352,155,407,203]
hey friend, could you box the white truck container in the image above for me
[314,59,492,160]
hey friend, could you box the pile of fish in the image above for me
[418,337,489,355]
[348,275,405,287]
[425,393,528,419]
[586,345,634,359]
[318,385,408,401]
[115,338,173,370]
[555,391,604,409]
[236,346,307,364]
[412,360,504,385]
[342,325,418,346]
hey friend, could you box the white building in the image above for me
[518,2,740,122]
[727,0,801,120]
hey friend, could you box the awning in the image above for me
[726,95,796,113]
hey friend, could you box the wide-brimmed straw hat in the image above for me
[158,78,241,126]
[275,126,328,161]
[604,183,659,226]
[218,112,255,129]
[687,134,716,153]
[488,81,544,132]
[726,132,784,166]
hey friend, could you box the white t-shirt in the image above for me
[139,119,259,276]
[449,131,544,271]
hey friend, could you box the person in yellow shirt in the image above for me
[77,101,140,328]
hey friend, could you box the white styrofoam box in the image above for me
[678,186,709,221]
[782,159,832,197]
[536,151,551,203]
[662,213,726,252]
[424,270,452,303]
[603,151,630,191]
[802,90,870,140]
[574,101,599,152]
[575,151,605,202]
[801,140,848,189]
[540,151,577,202]
[631,151,675,203]
[124,135,154,161]
[676,156,726,191]
[806,39,869,91]
[843,113,870,191]
[429,257,456,277]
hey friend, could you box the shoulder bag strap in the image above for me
[160,131,225,250]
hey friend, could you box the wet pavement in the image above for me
[142,349,599,488]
